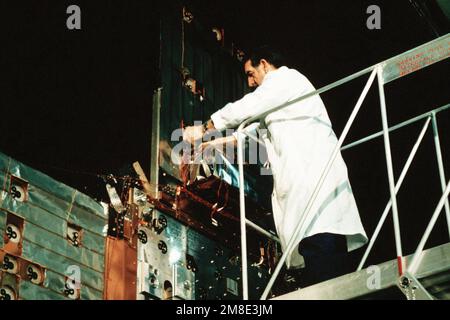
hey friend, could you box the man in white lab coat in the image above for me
[183,46,367,287]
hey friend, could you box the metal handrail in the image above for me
[357,116,432,270]
[233,34,449,300]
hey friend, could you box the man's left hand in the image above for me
[183,125,204,145]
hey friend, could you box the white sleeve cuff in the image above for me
[210,111,228,131]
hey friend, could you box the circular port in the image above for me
[5,224,21,244]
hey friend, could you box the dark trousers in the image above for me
[297,232,350,288]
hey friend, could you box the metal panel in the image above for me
[0,152,106,299]
[0,169,8,192]
[0,209,4,248]
[69,203,107,237]
[82,230,106,256]
[104,237,137,300]
[7,157,75,204]
[1,196,66,236]
[1,190,107,240]
[81,284,103,300]
[0,209,6,229]
[19,280,68,300]
[149,89,161,199]
[0,272,20,300]
[21,240,104,292]
[73,191,107,221]
[0,201,105,255]
[42,269,104,300]
[27,185,72,221]
[137,209,271,300]
[273,243,450,300]
[381,33,449,84]
[0,228,4,249]
[421,271,450,300]
[23,222,105,272]
[43,269,68,295]
[0,152,107,238]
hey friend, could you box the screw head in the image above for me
[401,277,410,288]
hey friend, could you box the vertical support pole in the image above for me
[431,112,450,239]
[150,88,162,199]
[237,131,249,300]
[377,66,404,275]
[357,117,431,270]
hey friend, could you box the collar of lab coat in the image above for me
[263,66,288,83]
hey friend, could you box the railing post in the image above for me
[237,130,249,300]
[377,65,404,275]
[431,112,450,239]
[357,117,431,270]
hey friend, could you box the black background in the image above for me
[1,0,449,267]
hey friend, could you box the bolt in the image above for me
[401,277,410,288]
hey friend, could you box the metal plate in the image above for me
[137,209,271,300]
[382,34,449,84]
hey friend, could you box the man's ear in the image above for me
[260,59,269,68]
[260,59,273,72]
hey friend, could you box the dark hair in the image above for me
[245,45,286,68]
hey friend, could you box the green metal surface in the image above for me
[26,185,72,221]
[0,187,107,238]
[0,170,8,192]
[69,202,107,237]
[0,210,6,248]
[0,209,6,228]
[0,152,107,232]
[81,230,106,256]
[0,272,18,290]
[81,284,103,300]
[43,269,68,294]
[5,157,74,204]
[42,269,103,300]
[23,222,105,272]
[19,280,68,300]
[0,151,108,299]
[22,239,104,292]
[1,197,66,235]
[0,200,106,254]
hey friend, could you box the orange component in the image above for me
[104,236,137,300]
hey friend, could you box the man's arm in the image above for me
[210,71,295,131]
[199,135,237,152]
[184,69,300,142]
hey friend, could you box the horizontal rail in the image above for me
[237,34,449,133]
[342,104,450,151]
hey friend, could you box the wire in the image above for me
[31,162,168,190]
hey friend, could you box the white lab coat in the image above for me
[211,66,368,268]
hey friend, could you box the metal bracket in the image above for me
[397,272,434,300]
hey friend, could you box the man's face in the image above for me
[244,60,266,88]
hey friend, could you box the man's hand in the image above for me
[199,136,237,152]
[182,125,204,145]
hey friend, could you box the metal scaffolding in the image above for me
[235,33,450,300]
